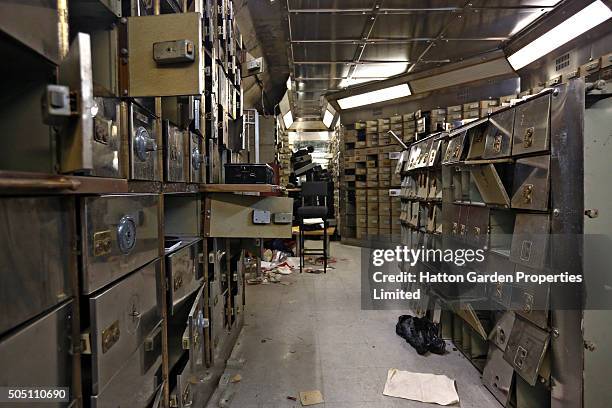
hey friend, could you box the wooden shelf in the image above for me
[0,171,129,195]
[199,184,285,194]
[0,171,211,195]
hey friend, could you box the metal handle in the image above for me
[145,321,163,352]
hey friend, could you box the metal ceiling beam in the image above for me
[294,59,454,65]
[291,37,508,44]
[288,5,555,14]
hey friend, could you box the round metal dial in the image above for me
[117,215,136,254]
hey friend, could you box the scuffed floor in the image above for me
[220,242,500,408]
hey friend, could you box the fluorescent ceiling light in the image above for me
[339,62,408,88]
[322,110,334,128]
[337,84,412,110]
[508,0,612,70]
[283,110,294,129]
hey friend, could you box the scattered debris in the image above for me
[229,374,242,383]
[287,396,297,401]
[395,315,446,355]
[383,369,459,406]
[304,268,324,274]
[299,390,324,406]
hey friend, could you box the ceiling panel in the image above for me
[359,43,428,62]
[371,13,450,39]
[290,14,369,40]
[288,0,376,10]
[382,0,467,8]
[294,63,351,80]
[292,43,359,61]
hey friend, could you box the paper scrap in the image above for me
[383,369,459,406]
[230,374,242,383]
[299,390,324,406]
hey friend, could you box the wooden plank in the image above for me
[200,184,285,193]
[0,171,128,195]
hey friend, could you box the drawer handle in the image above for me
[117,215,137,254]
[523,127,534,148]
[145,322,163,352]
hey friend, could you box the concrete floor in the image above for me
[223,242,500,408]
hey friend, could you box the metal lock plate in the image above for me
[94,230,112,257]
[489,311,516,351]
[503,317,550,386]
[483,346,514,406]
[512,94,551,155]
[510,213,550,269]
[153,39,195,64]
[252,209,271,224]
[466,125,487,159]
[163,122,186,183]
[129,103,160,180]
[467,206,489,248]
[273,212,292,224]
[511,155,550,211]
[443,131,467,164]
[483,108,515,159]
[101,320,121,354]
[511,278,550,329]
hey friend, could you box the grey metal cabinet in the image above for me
[80,194,159,294]
[0,197,75,335]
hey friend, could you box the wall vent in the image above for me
[555,53,570,71]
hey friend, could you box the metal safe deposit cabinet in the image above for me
[0,1,292,408]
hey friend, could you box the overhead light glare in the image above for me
[286,77,292,90]
[507,0,612,70]
[323,110,334,128]
[337,84,411,110]
[283,110,294,129]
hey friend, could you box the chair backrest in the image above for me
[301,181,328,207]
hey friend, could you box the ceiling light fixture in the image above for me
[322,109,334,128]
[507,0,612,70]
[283,110,294,129]
[337,83,412,110]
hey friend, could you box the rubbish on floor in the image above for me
[396,315,446,355]
[304,268,324,274]
[299,390,324,406]
[287,395,297,401]
[383,369,459,406]
[229,374,242,383]
[247,277,263,285]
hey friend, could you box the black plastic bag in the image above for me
[395,315,446,355]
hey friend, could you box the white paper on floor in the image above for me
[383,368,459,406]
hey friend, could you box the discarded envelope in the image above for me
[299,390,324,406]
[383,369,459,406]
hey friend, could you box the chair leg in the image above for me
[299,220,304,273]
[323,220,328,273]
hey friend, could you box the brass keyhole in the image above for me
[493,134,502,153]
[523,127,534,148]
[522,184,534,204]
